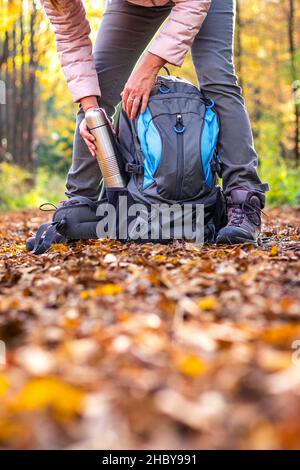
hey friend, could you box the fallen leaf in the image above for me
[269,245,279,257]
[0,375,9,396]
[80,283,123,299]
[50,243,69,254]
[177,355,207,377]
[198,296,218,311]
[11,377,84,421]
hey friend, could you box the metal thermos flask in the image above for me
[85,108,126,188]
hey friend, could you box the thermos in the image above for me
[85,108,126,188]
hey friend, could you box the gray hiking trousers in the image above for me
[66,0,268,201]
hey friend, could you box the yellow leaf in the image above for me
[80,291,90,300]
[153,255,167,263]
[178,355,207,377]
[198,296,218,311]
[0,375,9,397]
[1,244,25,256]
[80,283,123,299]
[11,377,84,422]
[269,245,278,257]
[0,419,21,441]
[94,284,123,296]
[50,243,68,254]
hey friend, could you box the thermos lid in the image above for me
[85,108,108,129]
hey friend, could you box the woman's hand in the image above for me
[79,118,97,157]
[79,96,99,157]
[122,52,166,120]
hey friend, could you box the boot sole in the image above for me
[216,231,259,246]
[216,236,258,246]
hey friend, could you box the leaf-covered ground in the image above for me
[0,208,300,449]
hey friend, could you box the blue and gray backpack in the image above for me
[27,75,227,254]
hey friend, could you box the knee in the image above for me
[197,62,241,96]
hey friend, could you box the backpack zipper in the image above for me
[174,114,185,200]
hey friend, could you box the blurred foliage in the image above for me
[0,0,299,209]
[257,120,300,206]
[0,162,65,211]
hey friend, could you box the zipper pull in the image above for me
[174,114,185,134]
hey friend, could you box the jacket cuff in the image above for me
[68,76,101,103]
[148,41,185,68]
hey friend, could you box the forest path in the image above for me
[0,208,300,449]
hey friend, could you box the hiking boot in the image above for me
[216,188,264,245]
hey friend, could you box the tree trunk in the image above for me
[0,32,9,68]
[25,4,38,168]
[11,26,17,162]
[0,32,9,158]
[288,0,300,165]
[16,6,26,164]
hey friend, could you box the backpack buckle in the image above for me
[125,162,144,175]
[211,153,223,178]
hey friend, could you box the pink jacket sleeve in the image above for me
[42,0,211,103]
[149,0,211,66]
[41,0,100,103]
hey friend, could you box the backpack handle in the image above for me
[162,65,171,76]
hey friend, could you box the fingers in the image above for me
[121,91,143,119]
[129,96,142,120]
[126,95,134,118]
[121,62,158,119]
[80,119,96,157]
[140,93,150,115]
[121,83,143,119]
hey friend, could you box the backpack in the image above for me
[27,75,227,254]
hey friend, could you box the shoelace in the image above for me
[39,202,57,212]
[229,201,264,227]
[39,200,80,212]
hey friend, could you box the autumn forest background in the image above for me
[0,0,300,211]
